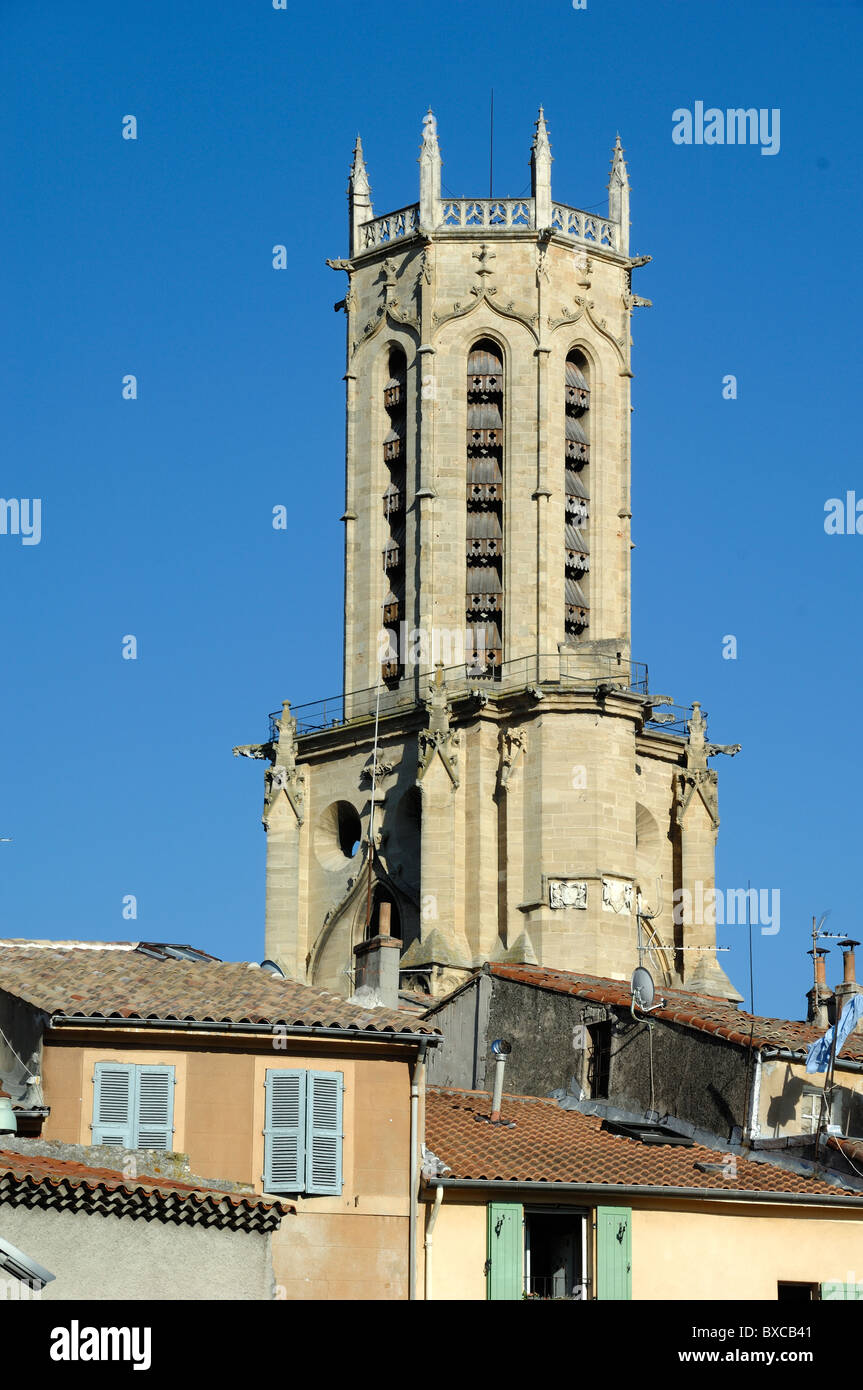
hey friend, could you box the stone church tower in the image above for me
[235,110,742,1004]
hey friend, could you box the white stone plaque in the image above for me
[548,879,588,910]
[602,877,633,914]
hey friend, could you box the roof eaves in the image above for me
[47,1012,441,1041]
[424,1177,863,1207]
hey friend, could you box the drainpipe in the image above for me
[424,1183,444,1301]
[409,1040,427,1301]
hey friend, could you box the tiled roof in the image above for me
[0,941,439,1036]
[0,1148,292,1232]
[476,963,863,1060]
[425,1088,858,1198]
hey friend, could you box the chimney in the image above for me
[488,1039,512,1123]
[834,939,862,1018]
[473,1040,516,1128]
[351,906,402,1010]
[807,948,833,1028]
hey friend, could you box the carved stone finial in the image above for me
[349,135,371,197]
[608,133,630,256]
[349,135,373,257]
[263,703,305,827]
[674,702,740,831]
[418,665,459,786]
[419,108,442,229]
[421,108,438,146]
[531,106,553,227]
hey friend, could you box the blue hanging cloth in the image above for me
[806,994,863,1074]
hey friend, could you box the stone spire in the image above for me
[349,135,373,256]
[418,108,442,230]
[608,134,630,256]
[530,106,553,228]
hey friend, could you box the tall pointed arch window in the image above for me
[564,350,590,641]
[381,347,406,684]
[466,339,504,676]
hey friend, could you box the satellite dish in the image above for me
[631,966,655,1011]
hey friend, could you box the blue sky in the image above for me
[0,0,860,1020]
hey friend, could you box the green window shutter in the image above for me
[596,1206,632,1300]
[486,1203,523,1300]
[134,1066,175,1150]
[821,1282,863,1300]
[92,1063,135,1147]
[264,1069,306,1192]
[306,1071,344,1195]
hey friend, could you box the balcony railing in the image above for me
[361,204,422,251]
[523,1275,588,1300]
[266,651,687,742]
[357,198,619,254]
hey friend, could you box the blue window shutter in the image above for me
[264,1069,306,1192]
[134,1066,175,1150]
[305,1071,343,1195]
[92,1063,135,1147]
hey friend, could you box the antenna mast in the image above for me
[489,89,494,198]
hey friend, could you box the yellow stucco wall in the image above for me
[428,1195,863,1301]
[631,1201,863,1300]
[758,1058,863,1139]
[422,1200,487,1300]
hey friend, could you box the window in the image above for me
[91,1062,175,1149]
[800,1087,822,1136]
[586,1022,611,1099]
[524,1209,588,1300]
[381,347,407,685]
[263,1069,343,1196]
[778,1282,819,1301]
[564,349,590,642]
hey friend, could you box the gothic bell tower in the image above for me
[235,109,742,1004]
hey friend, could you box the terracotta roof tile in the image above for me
[425,1088,856,1198]
[0,1148,292,1231]
[0,941,439,1037]
[478,963,862,1060]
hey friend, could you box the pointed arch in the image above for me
[466,337,504,676]
[381,344,407,685]
[564,346,591,643]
